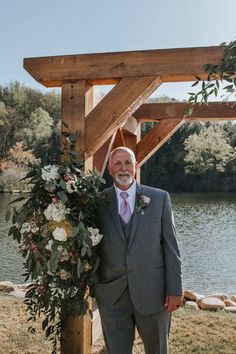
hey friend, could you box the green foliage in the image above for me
[187,40,236,111]
[0,82,61,163]
[15,107,53,145]
[141,121,236,192]
[184,125,236,174]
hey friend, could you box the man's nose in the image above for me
[120,164,126,171]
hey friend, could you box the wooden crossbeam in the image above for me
[136,119,185,166]
[85,76,161,155]
[134,102,236,122]
[24,46,224,87]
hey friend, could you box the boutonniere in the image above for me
[136,194,151,214]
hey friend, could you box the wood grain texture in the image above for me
[24,46,224,87]
[93,133,116,174]
[86,76,161,155]
[136,119,185,166]
[133,102,236,122]
[61,80,94,170]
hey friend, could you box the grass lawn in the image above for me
[1,295,236,354]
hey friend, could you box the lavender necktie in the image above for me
[120,191,132,224]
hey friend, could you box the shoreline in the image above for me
[1,281,236,312]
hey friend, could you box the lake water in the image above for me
[0,193,236,295]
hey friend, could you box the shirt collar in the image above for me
[114,180,137,199]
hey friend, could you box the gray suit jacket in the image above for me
[95,183,182,315]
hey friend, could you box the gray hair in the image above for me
[108,147,136,165]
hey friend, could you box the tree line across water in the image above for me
[0,82,235,192]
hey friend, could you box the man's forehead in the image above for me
[111,150,132,161]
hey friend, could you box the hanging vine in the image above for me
[185,40,236,117]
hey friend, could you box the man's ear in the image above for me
[135,161,139,172]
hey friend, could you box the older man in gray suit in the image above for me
[95,147,182,354]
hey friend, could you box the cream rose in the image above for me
[41,165,59,181]
[52,227,68,242]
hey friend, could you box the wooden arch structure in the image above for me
[24,45,236,354]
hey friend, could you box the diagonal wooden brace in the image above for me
[85,76,161,156]
[136,119,185,167]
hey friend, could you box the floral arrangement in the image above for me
[136,194,151,214]
[6,134,105,353]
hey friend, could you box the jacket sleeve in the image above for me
[161,192,183,296]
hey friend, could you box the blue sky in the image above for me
[1,0,236,100]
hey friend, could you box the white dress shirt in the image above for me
[114,181,137,215]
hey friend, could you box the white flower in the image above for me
[30,222,39,233]
[21,222,31,233]
[45,239,54,251]
[66,181,78,193]
[59,249,69,262]
[44,202,69,222]
[41,165,60,181]
[142,195,151,205]
[59,269,71,280]
[20,222,39,234]
[52,227,68,242]
[84,261,92,272]
[136,194,151,214]
[88,227,103,246]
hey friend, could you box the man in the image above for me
[95,147,182,354]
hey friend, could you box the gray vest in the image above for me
[119,215,133,242]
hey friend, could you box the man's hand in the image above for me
[164,295,183,313]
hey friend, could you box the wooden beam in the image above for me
[134,102,236,122]
[122,116,140,135]
[61,80,93,169]
[23,46,225,87]
[112,129,126,149]
[137,119,185,166]
[93,133,116,174]
[86,76,161,155]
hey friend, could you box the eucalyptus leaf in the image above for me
[81,247,86,257]
[59,179,67,190]
[57,191,68,204]
[77,258,82,276]
[87,248,92,257]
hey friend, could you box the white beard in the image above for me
[115,172,133,187]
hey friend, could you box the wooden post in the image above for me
[61,80,94,354]
[61,80,93,170]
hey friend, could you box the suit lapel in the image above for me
[107,187,127,244]
[128,183,143,250]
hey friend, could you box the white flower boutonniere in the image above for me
[136,194,151,215]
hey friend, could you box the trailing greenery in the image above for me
[6,134,105,353]
[186,40,236,117]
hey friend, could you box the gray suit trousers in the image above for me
[97,286,171,354]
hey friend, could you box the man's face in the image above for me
[108,150,137,190]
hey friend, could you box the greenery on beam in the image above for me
[185,40,236,117]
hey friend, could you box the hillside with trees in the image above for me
[0,82,236,192]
